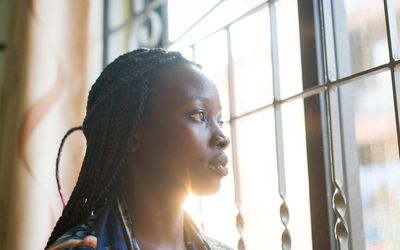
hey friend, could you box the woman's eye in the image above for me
[218,120,224,127]
[190,111,206,122]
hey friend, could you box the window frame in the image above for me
[102,0,400,249]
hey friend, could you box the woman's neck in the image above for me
[123,167,188,250]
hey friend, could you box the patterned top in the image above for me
[47,196,233,250]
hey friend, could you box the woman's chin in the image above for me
[191,180,222,196]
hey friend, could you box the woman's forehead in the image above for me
[150,65,220,104]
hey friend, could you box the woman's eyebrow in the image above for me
[190,96,222,113]
[191,96,212,102]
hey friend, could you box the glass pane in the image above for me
[281,99,313,249]
[195,30,230,121]
[108,30,128,64]
[275,0,303,99]
[235,109,281,250]
[168,0,220,41]
[107,0,130,31]
[339,70,400,249]
[169,0,266,49]
[394,0,400,57]
[230,7,273,116]
[333,0,389,78]
[178,47,194,61]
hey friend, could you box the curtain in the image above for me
[0,0,102,249]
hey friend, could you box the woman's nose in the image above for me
[214,131,230,150]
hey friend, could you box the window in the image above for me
[168,1,312,249]
[103,0,400,249]
[330,1,400,249]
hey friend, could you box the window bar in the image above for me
[102,0,110,68]
[325,88,349,250]
[383,0,400,155]
[321,1,349,249]
[320,0,336,82]
[228,61,393,123]
[383,0,400,60]
[297,0,336,248]
[190,45,195,62]
[269,1,290,249]
[226,27,245,250]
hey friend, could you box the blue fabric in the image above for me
[96,196,141,249]
[48,195,229,250]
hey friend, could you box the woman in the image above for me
[46,48,232,250]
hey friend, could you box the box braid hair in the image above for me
[46,48,196,248]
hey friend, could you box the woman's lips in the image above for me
[207,164,228,176]
[208,155,229,176]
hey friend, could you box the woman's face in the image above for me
[133,64,230,196]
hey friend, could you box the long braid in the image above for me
[46,48,195,248]
[55,126,83,207]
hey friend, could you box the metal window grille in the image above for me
[102,1,400,249]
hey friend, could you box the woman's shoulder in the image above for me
[204,236,234,250]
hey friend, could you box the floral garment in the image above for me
[47,196,232,250]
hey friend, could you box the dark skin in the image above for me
[123,64,230,250]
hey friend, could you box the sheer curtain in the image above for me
[0,1,102,249]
